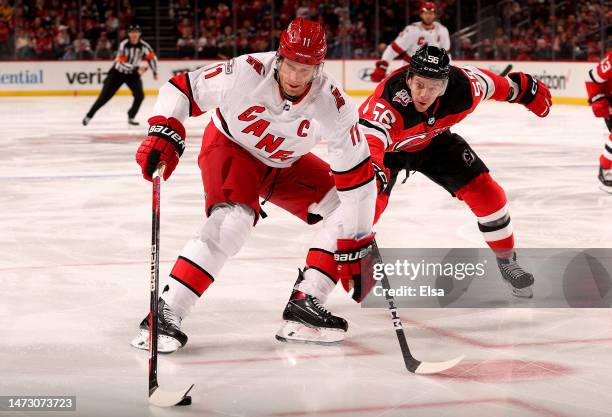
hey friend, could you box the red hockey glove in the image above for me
[336,234,377,302]
[373,162,390,194]
[370,60,389,82]
[589,95,610,118]
[135,115,186,181]
[507,72,551,117]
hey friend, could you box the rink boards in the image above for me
[0,58,591,105]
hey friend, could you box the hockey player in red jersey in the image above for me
[131,18,377,352]
[585,50,612,193]
[370,2,450,83]
[274,45,551,345]
[361,44,551,299]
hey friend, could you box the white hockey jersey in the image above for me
[152,51,376,238]
[381,21,450,62]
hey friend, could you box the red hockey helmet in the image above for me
[278,18,327,65]
[420,2,437,13]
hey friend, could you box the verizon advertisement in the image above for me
[0,59,590,103]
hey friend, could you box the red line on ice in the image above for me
[271,397,571,417]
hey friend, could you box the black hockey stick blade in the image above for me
[499,64,513,76]
[386,296,464,375]
[373,241,464,375]
[149,384,194,407]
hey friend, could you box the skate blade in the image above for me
[130,329,182,353]
[504,281,534,299]
[599,183,612,194]
[275,321,345,346]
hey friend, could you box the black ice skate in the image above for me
[130,298,188,353]
[276,271,348,345]
[497,253,534,298]
[598,166,612,194]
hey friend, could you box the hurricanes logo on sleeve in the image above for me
[463,148,475,166]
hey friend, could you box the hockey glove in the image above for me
[336,234,377,302]
[373,162,390,194]
[136,115,186,181]
[507,72,551,117]
[370,60,389,83]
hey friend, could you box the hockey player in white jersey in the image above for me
[370,1,450,82]
[131,18,377,352]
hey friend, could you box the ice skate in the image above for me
[598,166,612,194]
[497,253,534,298]
[131,298,188,353]
[276,271,348,345]
[128,117,140,126]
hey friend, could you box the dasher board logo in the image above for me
[393,89,412,106]
[0,69,44,84]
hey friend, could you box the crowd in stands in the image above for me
[0,0,608,61]
[0,0,135,60]
[454,0,609,61]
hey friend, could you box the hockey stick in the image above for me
[372,241,464,374]
[499,64,513,77]
[148,166,194,407]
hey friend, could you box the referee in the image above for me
[82,25,158,126]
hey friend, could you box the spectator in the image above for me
[104,10,120,42]
[480,38,495,59]
[81,0,100,23]
[295,0,309,19]
[235,36,251,55]
[15,28,34,59]
[119,0,135,27]
[533,38,552,60]
[73,31,93,59]
[0,0,13,23]
[198,33,219,58]
[54,25,72,58]
[553,31,573,59]
[0,19,10,58]
[177,17,194,38]
[94,32,113,59]
[33,27,55,59]
[217,25,235,58]
[177,26,196,58]
[170,0,192,22]
[494,36,510,59]
[459,37,475,59]
[62,44,77,60]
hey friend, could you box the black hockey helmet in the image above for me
[128,24,142,33]
[408,44,450,80]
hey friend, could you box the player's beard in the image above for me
[275,64,320,101]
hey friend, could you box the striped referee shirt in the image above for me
[113,39,158,75]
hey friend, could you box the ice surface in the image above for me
[1,96,611,417]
